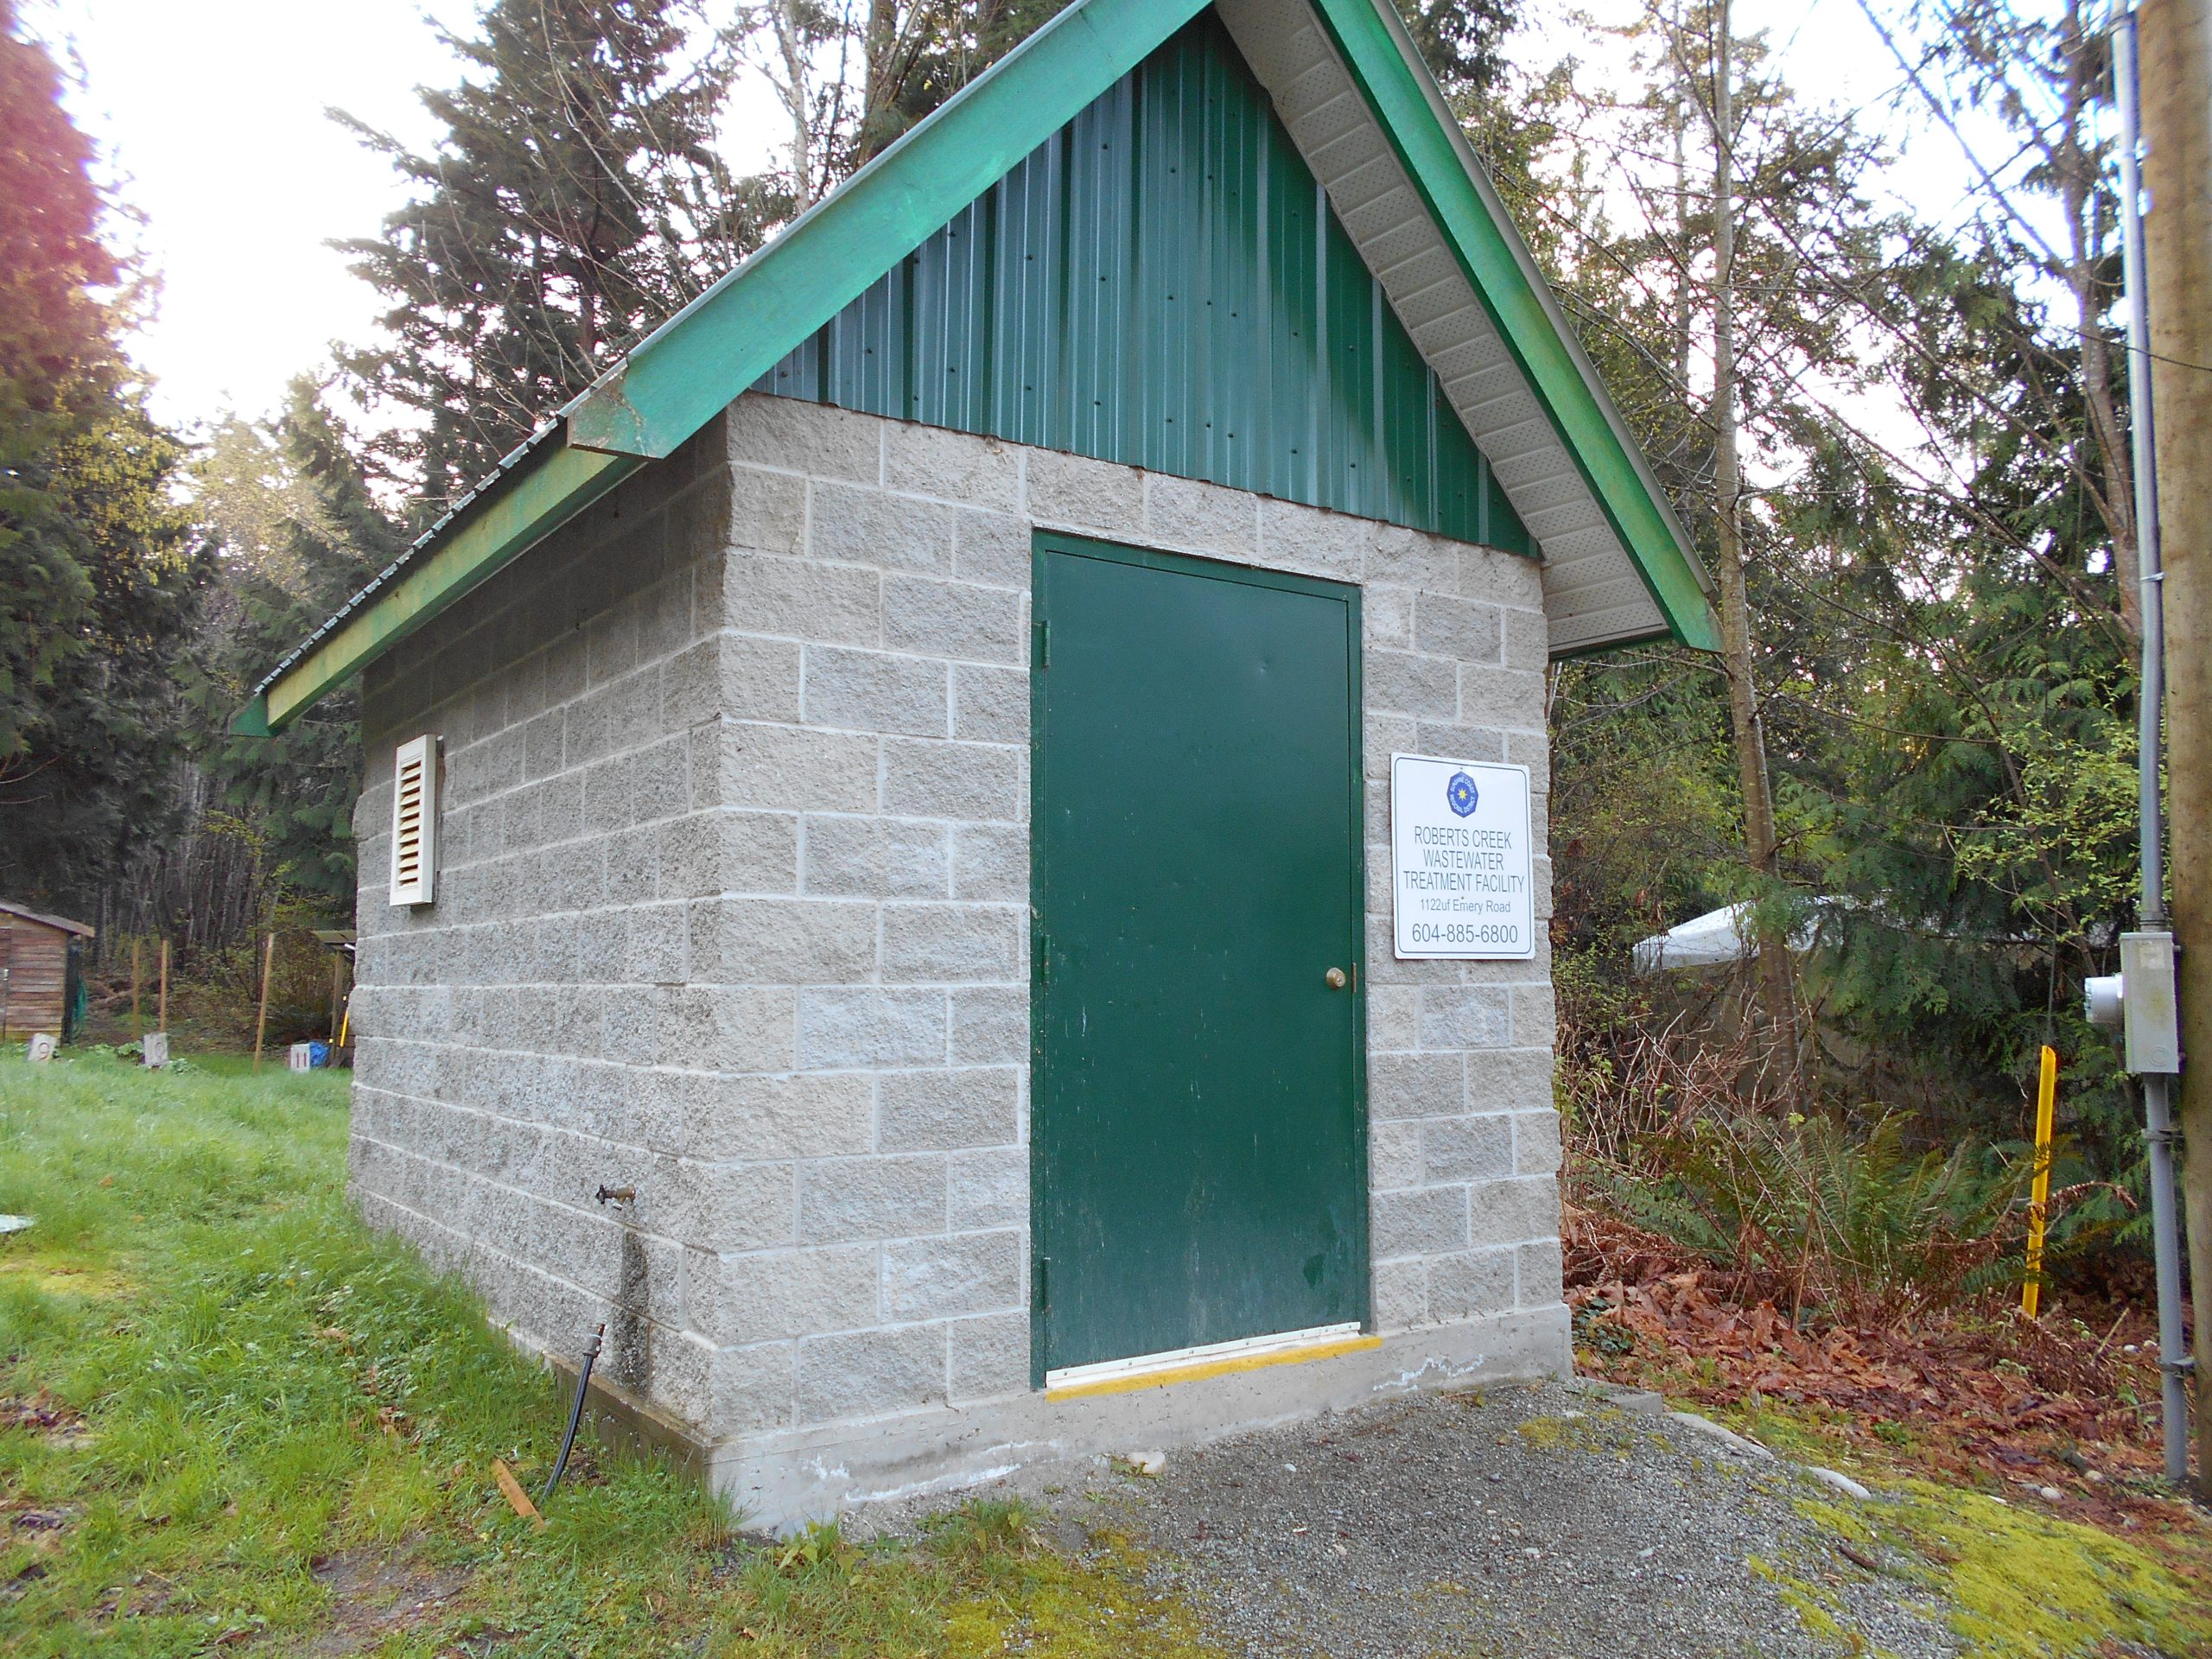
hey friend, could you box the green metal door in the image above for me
[1031,532,1367,1378]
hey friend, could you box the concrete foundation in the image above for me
[709,1304,1569,1530]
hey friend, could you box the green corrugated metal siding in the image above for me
[757,10,1530,556]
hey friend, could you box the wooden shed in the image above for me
[0,901,94,1042]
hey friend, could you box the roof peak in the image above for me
[243,0,1712,734]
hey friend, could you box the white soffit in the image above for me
[1215,0,1675,655]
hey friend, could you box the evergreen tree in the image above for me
[190,381,409,911]
[1395,0,1518,95]
[747,0,1516,204]
[742,0,1077,200]
[335,0,773,516]
[851,0,1077,165]
[0,0,201,915]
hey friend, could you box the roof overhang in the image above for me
[1217,0,1714,652]
[242,0,1714,735]
[0,900,96,937]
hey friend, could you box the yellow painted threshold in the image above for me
[1046,1333,1382,1402]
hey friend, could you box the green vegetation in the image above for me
[0,2,200,908]
[0,1054,1214,1656]
[6,1052,2208,1656]
[1662,1391,2212,1658]
[1588,1109,2030,1313]
[1796,1488,2212,1659]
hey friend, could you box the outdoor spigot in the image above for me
[594,1185,635,1205]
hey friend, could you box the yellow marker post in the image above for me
[2022,1044,2057,1319]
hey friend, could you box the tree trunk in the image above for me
[2057,0,2140,637]
[1670,0,1692,393]
[773,0,816,203]
[858,0,900,166]
[2138,0,2212,1503]
[1705,0,1796,1070]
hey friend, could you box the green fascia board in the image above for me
[255,444,637,730]
[567,0,1212,459]
[1304,0,1719,652]
[231,693,273,737]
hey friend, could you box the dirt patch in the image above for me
[1,1493,78,1606]
[303,1543,474,1656]
[0,1390,92,1447]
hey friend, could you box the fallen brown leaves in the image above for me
[1562,1200,2202,1545]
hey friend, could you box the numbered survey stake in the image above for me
[1389,754,1535,960]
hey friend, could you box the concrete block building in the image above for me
[244,0,1716,1526]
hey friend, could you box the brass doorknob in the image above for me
[1325,967,1348,989]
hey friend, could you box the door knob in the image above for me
[1325,967,1348,989]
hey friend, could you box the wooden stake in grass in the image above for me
[493,1459,546,1530]
[2022,1045,2058,1319]
[252,932,276,1071]
[157,938,168,1033]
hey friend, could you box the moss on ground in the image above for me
[1868,1483,2212,1659]
[1610,1381,2211,1658]
[942,1528,1221,1659]
[1745,1555,1853,1649]
[1510,1407,1637,1453]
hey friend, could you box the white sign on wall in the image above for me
[1389,753,1535,960]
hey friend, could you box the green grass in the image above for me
[0,1052,1218,1657]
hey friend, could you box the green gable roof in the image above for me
[755,12,1531,555]
[241,0,1713,735]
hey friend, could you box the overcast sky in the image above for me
[35,0,461,432]
[29,0,2039,441]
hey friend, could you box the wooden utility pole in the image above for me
[1703,0,1795,1065]
[157,939,168,1033]
[2139,0,2212,1497]
[252,932,276,1071]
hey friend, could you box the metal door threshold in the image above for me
[1045,1322,1377,1401]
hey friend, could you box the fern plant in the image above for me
[1586,1109,2031,1317]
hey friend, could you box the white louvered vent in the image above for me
[388,734,439,906]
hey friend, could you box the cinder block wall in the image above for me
[351,423,738,1419]
[349,390,1560,1462]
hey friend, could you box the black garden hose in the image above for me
[542,1323,604,1507]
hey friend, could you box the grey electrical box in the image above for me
[2120,930,2181,1074]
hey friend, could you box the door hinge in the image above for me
[1033,619,1050,669]
[1035,1255,1050,1311]
[1036,931,1051,984]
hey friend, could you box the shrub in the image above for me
[1582,1109,2031,1318]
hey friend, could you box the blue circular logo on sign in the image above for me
[1446,772,1479,817]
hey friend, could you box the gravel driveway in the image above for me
[1029,1379,1959,1658]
